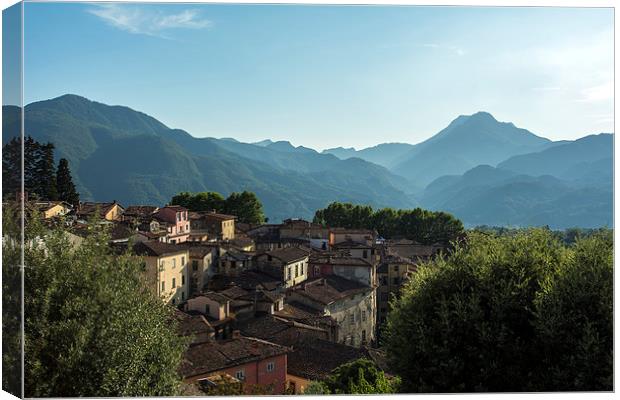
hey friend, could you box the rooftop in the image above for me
[133,240,188,257]
[180,336,289,378]
[290,276,371,306]
[261,247,310,264]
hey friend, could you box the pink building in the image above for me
[181,334,289,394]
[154,205,190,244]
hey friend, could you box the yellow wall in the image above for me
[144,250,189,305]
[286,374,310,394]
[104,204,123,221]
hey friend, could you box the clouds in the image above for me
[422,43,466,56]
[576,81,613,103]
[88,4,212,38]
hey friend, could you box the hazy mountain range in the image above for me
[2,94,613,228]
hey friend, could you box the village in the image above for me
[29,199,445,394]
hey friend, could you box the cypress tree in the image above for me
[35,142,58,200]
[56,158,79,206]
[1,136,22,199]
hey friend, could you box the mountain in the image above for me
[497,133,613,182]
[252,139,274,147]
[322,142,416,169]
[420,163,612,229]
[390,112,553,186]
[3,94,415,221]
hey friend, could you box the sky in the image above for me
[18,2,614,150]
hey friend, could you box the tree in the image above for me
[224,191,266,224]
[2,136,22,199]
[313,201,464,245]
[303,381,330,395]
[323,358,399,394]
[56,158,80,205]
[34,142,58,200]
[20,209,188,396]
[383,229,613,392]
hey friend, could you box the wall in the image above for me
[157,251,189,305]
[186,296,228,320]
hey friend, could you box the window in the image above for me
[268,255,273,261]
[192,260,198,271]
[295,264,299,277]
[363,250,368,258]
[181,256,185,265]
[181,292,185,301]
[235,370,245,381]
[300,263,304,275]
[159,261,165,271]
[172,298,176,305]
[182,275,185,285]
[172,258,176,268]
[287,268,292,280]
[362,330,366,343]
[314,266,320,276]
[161,281,165,292]
[172,278,176,288]
[362,311,366,321]
[267,362,275,372]
[393,265,399,272]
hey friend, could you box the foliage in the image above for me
[2,203,22,397]
[56,158,80,205]
[384,229,613,392]
[223,191,266,225]
[313,201,464,245]
[170,190,266,224]
[14,205,188,396]
[303,381,330,395]
[2,136,79,203]
[323,358,399,394]
[198,374,276,396]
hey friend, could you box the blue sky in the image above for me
[21,3,613,150]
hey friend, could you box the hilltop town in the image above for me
[26,199,445,394]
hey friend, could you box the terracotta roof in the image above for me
[218,286,251,300]
[224,270,282,291]
[274,301,324,321]
[287,339,370,381]
[290,276,371,306]
[179,336,289,379]
[200,292,231,305]
[332,240,374,249]
[164,205,188,211]
[109,222,136,241]
[238,315,328,347]
[221,249,254,261]
[260,247,310,264]
[330,228,377,235]
[124,205,159,217]
[309,255,372,267]
[133,240,188,257]
[204,211,236,221]
[174,309,215,339]
[77,201,123,218]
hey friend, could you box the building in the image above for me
[331,240,379,266]
[180,334,290,394]
[174,309,216,345]
[219,248,255,277]
[308,253,376,287]
[122,205,159,224]
[190,211,236,241]
[29,201,73,219]
[133,240,189,305]
[376,254,416,325]
[287,275,376,347]
[182,244,218,296]
[328,228,377,247]
[285,338,378,394]
[76,201,124,221]
[385,238,444,264]
[154,205,190,244]
[185,292,236,339]
[254,247,310,288]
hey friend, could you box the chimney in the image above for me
[232,330,241,339]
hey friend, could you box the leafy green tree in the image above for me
[384,229,612,392]
[323,358,399,394]
[190,191,225,212]
[224,191,266,224]
[2,202,22,397]
[533,231,613,390]
[21,209,188,396]
[313,201,464,245]
[303,381,330,394]
[56,158,80,205]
